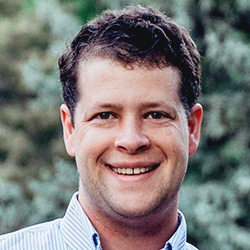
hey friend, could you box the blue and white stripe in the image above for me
[0,192,198,250]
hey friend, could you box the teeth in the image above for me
[127,168,133,174]
[111,166,155,175]
[134,168,140,174]
[140,168,146,173]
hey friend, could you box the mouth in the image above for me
[106,163,160,176]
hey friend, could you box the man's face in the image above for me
[61,58,202,220]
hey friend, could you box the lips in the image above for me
[106,163,160,175]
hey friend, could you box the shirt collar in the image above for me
[162,211,187,250]
[61,192,187,250]
[61,192,100,249]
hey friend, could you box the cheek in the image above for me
[152,127,189,174]
[152,125,189,150]
[74,127,115,163]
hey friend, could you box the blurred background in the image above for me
[0,0,250,249]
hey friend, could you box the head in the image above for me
[59,5,203,228]
[58,5,201,123]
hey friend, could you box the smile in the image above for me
[107,163,160,175]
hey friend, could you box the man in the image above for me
[0,5,202,250]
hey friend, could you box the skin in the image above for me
[61,58,203,250]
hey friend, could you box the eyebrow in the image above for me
[90,102,123,110]
[90,101,176,111]
[140,101,176,110]
[141,102,164,108]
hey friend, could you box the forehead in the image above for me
[76,58,181,106]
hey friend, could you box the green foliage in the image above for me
[0,0,79,234]
[0,180,31,233]
[0,0,249,249]
[59,0,106,23]
[0,158,78,233]
[0,0,22,17]
[27,158,78,225]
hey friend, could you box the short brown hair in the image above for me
[58,5,201,121]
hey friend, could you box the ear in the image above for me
[60,104,75,157]
[188,103,203,156]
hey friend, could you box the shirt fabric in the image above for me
[0,192,198,250]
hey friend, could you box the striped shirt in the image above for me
[0,192,198,250]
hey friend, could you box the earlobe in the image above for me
[60,104,75,157]
[188,103,203,156]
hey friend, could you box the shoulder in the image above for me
[0,219,64,250]
[186,242,199,250]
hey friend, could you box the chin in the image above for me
[110,196,171,220]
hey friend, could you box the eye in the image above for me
[96,112,115,119]
[144,112,170,119]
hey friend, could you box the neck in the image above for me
[100,212,178,250]
[79,195,179,250]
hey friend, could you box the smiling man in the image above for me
[0,5,202,250]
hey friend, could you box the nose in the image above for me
[114,120,150,154]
